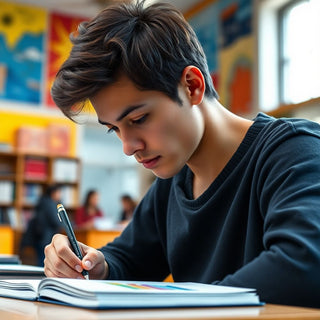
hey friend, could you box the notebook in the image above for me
[0,278,262,309]
[0,264,44,279]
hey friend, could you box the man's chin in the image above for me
[151,167,181,180]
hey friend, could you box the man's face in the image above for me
[52,189,61,202]
[90,75,204,179]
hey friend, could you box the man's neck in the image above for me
[187,100,253,199]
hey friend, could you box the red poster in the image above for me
[46,12,87,107]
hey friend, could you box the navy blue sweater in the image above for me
[100,113,320,308]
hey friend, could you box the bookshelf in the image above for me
[0,151,81,230]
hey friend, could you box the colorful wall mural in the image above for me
[188,0,254,114]
[0,0,86,108]
[0,0,255,115]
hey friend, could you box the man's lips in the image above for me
[139,156,161,169]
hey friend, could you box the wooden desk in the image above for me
[0,298,319,320]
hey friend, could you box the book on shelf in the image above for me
[0,207,10,224]
[53,158,78,183]
[0,207,17,225]
[7,207,18,228]
[0,181,14,204]
[24,157,48,180]
[23,184,42,206]
[0,278,262,309]
[48,124,71,156]
[0,207,17,227]
[16,126,48,155]
[0,161,15,177]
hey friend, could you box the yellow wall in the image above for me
[0,110,77,156]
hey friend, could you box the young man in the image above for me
[44,1,320,308]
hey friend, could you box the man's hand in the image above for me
[44,234,109,279]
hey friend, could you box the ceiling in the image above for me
[10,0,201,17]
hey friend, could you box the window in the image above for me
[257,0,320,111]
[279,0,320,104]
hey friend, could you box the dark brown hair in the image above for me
[84,189,97,208]
[44,184,61,197]
[51,0,218,120]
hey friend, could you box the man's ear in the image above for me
[180,66,205,105]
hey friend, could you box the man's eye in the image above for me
[132,114,148,125]
[107,126,118,134]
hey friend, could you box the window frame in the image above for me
[277,0,309,105]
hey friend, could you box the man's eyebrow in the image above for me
[98,104,145,125]
[98,119,111,126]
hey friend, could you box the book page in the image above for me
[40,278,255,295]
[0,279,41,300]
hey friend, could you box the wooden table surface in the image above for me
[0,298,320,320]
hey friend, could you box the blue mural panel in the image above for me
[0,1,46,105]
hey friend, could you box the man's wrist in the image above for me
[102,260,109,279]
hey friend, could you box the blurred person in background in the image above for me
[75,189,103,229]
[119,194,137,225]
[21,184,62,266]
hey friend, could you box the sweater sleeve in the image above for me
[216,133,320,308]
[99,181,170,281]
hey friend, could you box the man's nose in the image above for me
[121,130,144,156]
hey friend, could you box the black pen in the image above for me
[57,203,89,280]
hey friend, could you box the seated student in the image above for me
[21,184,62,267]
[75,189,103,229]
[119,194,137,224]
[44,1,320,308]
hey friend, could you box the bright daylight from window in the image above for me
[282,0,320,104]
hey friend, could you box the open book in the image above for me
[0,278,262,309]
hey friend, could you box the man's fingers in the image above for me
[82,248,109,279]
[44,234,108,279]
[44,234,86,278]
